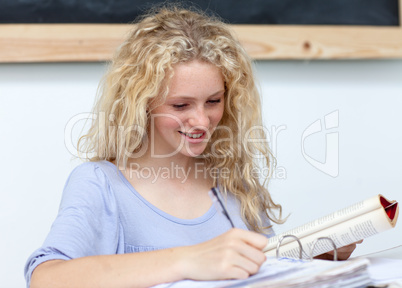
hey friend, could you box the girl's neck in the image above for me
[122,149,209,183]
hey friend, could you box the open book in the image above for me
[264,194,399,259]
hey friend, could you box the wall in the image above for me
[0,60,401,288]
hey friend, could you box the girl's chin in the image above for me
[178,146,208,158]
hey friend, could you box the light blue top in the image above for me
[24,160,273,287]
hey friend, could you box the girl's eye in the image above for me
[208,99,221,104]
[172,104,187,109]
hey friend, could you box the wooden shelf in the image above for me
[0,1,401,62]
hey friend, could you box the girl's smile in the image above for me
[178,130,207,143]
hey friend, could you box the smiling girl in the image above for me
[25,6,357,288]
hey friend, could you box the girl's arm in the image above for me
[31,229,268,288]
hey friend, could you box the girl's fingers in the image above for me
[220,249,262,279]
[180,228,268,280]
[227,228,269,250]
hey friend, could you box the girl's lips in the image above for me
[179,131,207,143]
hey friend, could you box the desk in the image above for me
[361,245,402,259]
[357,245,402,287]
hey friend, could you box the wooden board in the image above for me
[0,0,401,62]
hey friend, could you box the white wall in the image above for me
[255,60,402,254]
[1,60,401,288]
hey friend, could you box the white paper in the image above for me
[367,257,402,285]
[151,257,371,288]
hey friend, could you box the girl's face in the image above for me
[150,60,225,158]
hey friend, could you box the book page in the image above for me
[266,207,394,258]
[264,194,382,252]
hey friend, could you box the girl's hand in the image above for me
[314,240,363,260]
[177,228,268,281]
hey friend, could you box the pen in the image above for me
[209,187,235,228]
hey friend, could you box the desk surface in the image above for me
[356,245,402,286]
[359,245,402,259]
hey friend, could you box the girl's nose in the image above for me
[188,107,210,129]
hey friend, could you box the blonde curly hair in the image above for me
[79,6,284,233]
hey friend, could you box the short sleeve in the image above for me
[24,162,123,287]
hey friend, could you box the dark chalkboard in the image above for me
[0,0,400,26]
